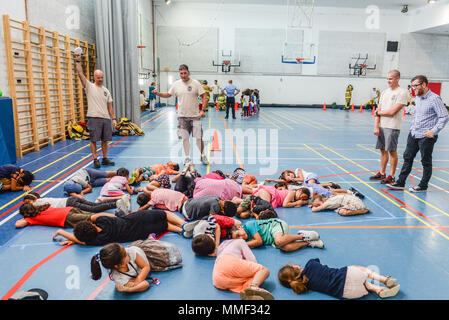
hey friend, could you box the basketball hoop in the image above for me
[137,45,146,49]
[223,60,231,66]
[296,58,304,63]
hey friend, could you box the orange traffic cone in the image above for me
[234,103,239,111]
[323,103,327,111]
[176,103,178,110]
[359,105,363,113]
[211,130,221,151]
[351,104,355,112]
[372,106,376,115]
[216,102,219,111]
[403,108,406,116]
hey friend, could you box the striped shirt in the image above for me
[410,90,449,139]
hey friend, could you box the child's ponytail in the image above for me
[278,265,309,295]
[91,254,103,281]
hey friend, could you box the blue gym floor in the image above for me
[1,106,449,300]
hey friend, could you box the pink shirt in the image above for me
[253,185,289,208]
[148,188,187,211]
[193,178,242,200]
[217,239,257,262]
[100,176,128,197]
[195,172,225,181]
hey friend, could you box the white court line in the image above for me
[19,140,84,168]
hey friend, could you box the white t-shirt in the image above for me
[34,197,68,208]
[243,95,250,107]
[169,79,205,118]
[140,94,146,106]
[379,87,409,130]
[70,169,90,188]
[85,81,113,119]
[110,247,149,286]
[212,84,221,95]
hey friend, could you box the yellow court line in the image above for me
[262,111,294,130]
[303,143,449,242]
[275,110,324,130]
[283,111,334,130]
[0,144,106,211]
[258,113,281,130]
[278,110,333,130]
[320,144,449,227]
[31,143,90,174]
[357,144,449,186]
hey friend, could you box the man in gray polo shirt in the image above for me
[75,52,117,168]
[153,64,209,171]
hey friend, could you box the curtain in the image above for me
[94,0,140,126]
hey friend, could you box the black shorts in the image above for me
[87,117,113,142]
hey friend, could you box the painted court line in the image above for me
[313,143,449,241]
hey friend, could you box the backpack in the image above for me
[128,239,182,272]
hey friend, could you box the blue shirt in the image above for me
[410,90,449,139]
[301,258,348,299]
[222,84,239,97]
[0,164,21,180]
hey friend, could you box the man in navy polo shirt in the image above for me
[222,80,240,119]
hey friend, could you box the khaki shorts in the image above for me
[64,208,94,228]
[376,127,400,151]
[177,117,203,140]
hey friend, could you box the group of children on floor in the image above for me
[6,160,400,300]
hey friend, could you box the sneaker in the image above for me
[378,284,400,299]
[184,157,192,165]
[102,158,115,166]
[349,187,365,199]
[240,287,275,300]
[182,158,192,174]
[409,186,427,192]
[385,276,397,288]
[188,162,196,173]
[308,239,325,249]
[116,195,131,215]
[329,182,341,189]
[200,155,209,165]
[181,220,201,238]
[386,182,405,190]
[93,158,101,168]
[297,230,320,241]
[369,172,386,180]
[381,175,395,184]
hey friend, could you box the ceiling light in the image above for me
[401,5,408,13]
[428,0,437,3]
[165,0,171,4]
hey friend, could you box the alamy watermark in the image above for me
[170,128,279,175]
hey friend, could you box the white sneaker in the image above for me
[182,158,192,174]
[298,230,320,241]
[188,161,196,173]
[200,155,209,165]
[116,195,131,215]
[308,240,325,249]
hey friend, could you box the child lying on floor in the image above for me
[278,258,400,299]
[309,194,369,216]
[0,164,34,192]
[227,218,324,252]
[129,161,180,185]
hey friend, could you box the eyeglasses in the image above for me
[411,82,423,89]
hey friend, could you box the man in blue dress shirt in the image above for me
[222,80,240,119]
[387,75,449,192]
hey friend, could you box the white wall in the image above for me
[152,2,449,106]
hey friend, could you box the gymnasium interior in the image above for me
[1,0,449,303]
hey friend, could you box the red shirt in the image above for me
[212,214,236,239]
[24,207,73,227]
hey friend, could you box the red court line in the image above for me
[0,137,127,221]
[1,244,73,300]
[86,232,169,300]
[253,163,375,177]
[381,188,449,235]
